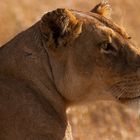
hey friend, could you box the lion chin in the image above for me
[119,97,140,115]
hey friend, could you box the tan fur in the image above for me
[0,3,140,140]
[91,0,112,18]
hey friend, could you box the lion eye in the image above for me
[100,42,116,54]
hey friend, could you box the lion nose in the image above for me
[126,44,140,67]
[133,54,140,67]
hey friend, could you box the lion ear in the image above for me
[40,9,82,47]
[91,0,112,18]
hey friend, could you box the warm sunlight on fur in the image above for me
[0,0,140,140]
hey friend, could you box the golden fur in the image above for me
[0,2,139,140]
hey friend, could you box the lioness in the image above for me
[0,1,139,140]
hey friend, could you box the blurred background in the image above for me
[0,0,140,140]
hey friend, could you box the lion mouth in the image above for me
[109,76,140,102]
[118,95,140,102]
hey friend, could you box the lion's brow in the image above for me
[88,13,130,39]
[71,10,130,40]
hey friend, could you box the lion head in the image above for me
[39,1,140,111]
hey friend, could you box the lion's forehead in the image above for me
[71,10,130,40]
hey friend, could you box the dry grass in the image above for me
[68,102,140,140]
[0,0,140,140]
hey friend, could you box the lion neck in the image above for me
[0,22,67,126]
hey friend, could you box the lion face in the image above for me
[74,19,140,107]
[40,3,140,111]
